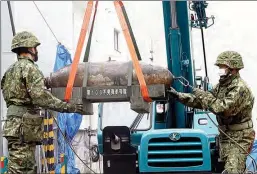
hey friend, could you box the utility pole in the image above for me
[0,0,3,157]
[0,1,17,157]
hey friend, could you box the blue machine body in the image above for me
[97,1,221,173]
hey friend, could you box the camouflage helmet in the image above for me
[215,51,244,69]
[11,31,41,53]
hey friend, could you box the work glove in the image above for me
[167,87,180,99]
[192,88,207,99]
[65,103,84,115]
[44,77,51,89]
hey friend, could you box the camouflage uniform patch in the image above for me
[1,56,74,112]
[1,31,80,173]
[1,54,80,173]
[219,129,255,173]
[7,138,37,174]
[176,73,255,173]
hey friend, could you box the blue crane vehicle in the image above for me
[95,1,226,174]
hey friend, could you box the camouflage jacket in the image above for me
[177,73,254,126]
[1,55,70,112]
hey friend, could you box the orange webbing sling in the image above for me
[114,1,152,102]
[64,1,94,102]
[64,1,152,102]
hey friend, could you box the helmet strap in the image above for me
[219,68,232,82]
[28,49,38,62]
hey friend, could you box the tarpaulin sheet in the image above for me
[246,140,257,172]
[53,44,82,174]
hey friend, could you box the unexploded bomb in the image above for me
[45,61,174,88]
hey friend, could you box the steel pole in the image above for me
[0,0,3,157]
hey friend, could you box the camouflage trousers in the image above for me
[219,128,255,174]
[6,137,37,174]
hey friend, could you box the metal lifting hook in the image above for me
[174,76,194,89]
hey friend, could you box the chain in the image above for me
[174,76,193,88]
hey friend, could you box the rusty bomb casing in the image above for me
[46,61,174,114]
[45,61,174,88]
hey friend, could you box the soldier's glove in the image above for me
[167,87,180,99]
[66,103,84,115]
[44,77,51,89]
[192,88,207,99]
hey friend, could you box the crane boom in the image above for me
[163,1,194,128]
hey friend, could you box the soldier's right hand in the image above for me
[66,103,84,115]
[44,77,51,89]
[167,87,180,99]
[74,104,84,115]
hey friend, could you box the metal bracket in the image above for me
[51,84,167,114]
[82,62,94,115]
[51,61,168,114]
[189,1,215,29]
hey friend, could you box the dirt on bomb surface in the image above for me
[45,61,174,88]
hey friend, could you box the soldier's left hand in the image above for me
[74,104,84,115]
[167,87,180,99]
[192,88,206,98]
[44,77,50,89]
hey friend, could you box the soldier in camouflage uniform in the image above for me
[169,51,255,173]
[1,31,84,174]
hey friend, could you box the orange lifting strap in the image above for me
[64,1,152,102]
[64,1,94,102]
